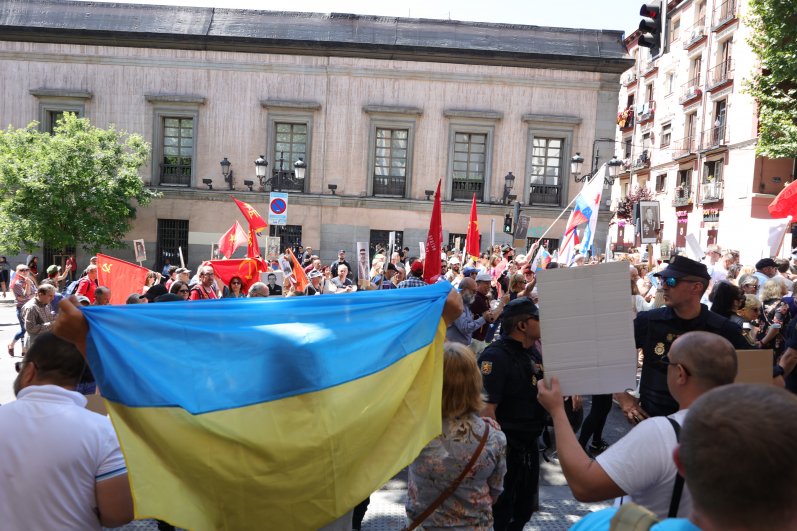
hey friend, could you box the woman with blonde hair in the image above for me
[406,342,507,530]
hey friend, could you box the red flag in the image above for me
[218,221,248,259]
[232,196,268,232]
[206,257,267,292]
[768,179,797,219]
[465,193,480,258]
[247,227,262,259]
[286,248,309,293]
[422,180,443,284]
[96,253,149,305]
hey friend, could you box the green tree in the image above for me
[0,113,158,254]
[746,0,797,158]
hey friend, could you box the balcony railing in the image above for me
[701,124,728,150]
[372,175,406,196]
[528,184,561,206]
[683,19,707,48]
[633,150,651,170]
[159,163,191,187]
[638,101,655,123]
[672,186,692,206]
[679,77,702,104]
[713,0,737,28]
[622,72,638,86]
[641,60,658,77]
[267,170,305,193]
[451,179,484,201]
[707,59,734,90]
[701,181,724,203]
[672,136,697,159]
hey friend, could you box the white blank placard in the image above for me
[537,261,637,396]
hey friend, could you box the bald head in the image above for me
[668,331,737,390]
[459,277,476,292]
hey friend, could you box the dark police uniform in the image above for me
[635,304,749,416]
[479,336,545,531]
[780,320,797,393]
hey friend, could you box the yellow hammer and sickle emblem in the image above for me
[101,264,112,273]
[237,260,257,281]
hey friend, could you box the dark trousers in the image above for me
[352,497,369,529]
[578,394,613,447]
[14,307,25,342]
[492,442,540,531]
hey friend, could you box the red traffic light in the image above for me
[640,1,661,18]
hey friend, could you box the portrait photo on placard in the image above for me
[639,201,660,244]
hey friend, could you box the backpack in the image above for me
[64,279,80,296]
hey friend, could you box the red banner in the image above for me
[465,193,480,258]
[247,227,261,259]
[422,180,442,284]
[286,248,309,293]
[96,253,150,305]
[206,257,268,292]
[232,196,268,232]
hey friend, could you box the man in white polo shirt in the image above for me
[0,332,133,531]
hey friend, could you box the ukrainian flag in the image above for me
[82,283,451,530]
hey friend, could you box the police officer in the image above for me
[479,297,545,531]
[617,256,749,422]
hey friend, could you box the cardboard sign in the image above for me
[537,261,638,395]
[735,349,772,385]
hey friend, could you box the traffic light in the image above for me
[503,214,513,234]
[638,1,663,57]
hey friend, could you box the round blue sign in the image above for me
[270,198,287,214]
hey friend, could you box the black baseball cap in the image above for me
[654,256,710,280]
[500,297,539,319]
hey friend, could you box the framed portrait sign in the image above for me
[133,239,146,263]
[639,201,660,244]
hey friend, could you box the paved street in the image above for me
[0,298,631,530]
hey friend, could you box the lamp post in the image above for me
[254,155,268,191]
[502,172,515,204]
[220,157,233,190]
[570,138,623,185]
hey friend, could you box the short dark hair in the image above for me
[501,313,531,334]
[25,332,88,387]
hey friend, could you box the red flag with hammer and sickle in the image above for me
[96,253,150,305]
[231,196,268,233]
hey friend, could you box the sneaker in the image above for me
[588,440,610,455]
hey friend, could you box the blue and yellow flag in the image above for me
[82,283,451,530]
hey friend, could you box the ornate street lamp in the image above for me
[254,155,268,190]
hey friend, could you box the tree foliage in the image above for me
[0,113,158,254]
[746,0,797,158]
[616,186,655,220]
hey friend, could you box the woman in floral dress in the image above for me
[406,342,507,530]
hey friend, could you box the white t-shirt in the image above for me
[596,409,692,519]
[0,385,127,531]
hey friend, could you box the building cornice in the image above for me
[29,88,92,99]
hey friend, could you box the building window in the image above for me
[269,225,303,252]
[624,138,633,159]
[655,173,667,192]
[666,73,675,95]
[373,128,409,196]
[661,123,672,147]
[703,159,723,183]
[268,122,308,193]
[451,133,488,201]
[670,17,680,43]
[156,219,188,272]
[159,117,194,186]
[30,89,92,134]
[369,230,404,257]
[529,137,564,206]
[448,232,482,253]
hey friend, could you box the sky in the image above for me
[76,0,642,34]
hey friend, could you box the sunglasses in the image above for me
[230,281,241,285]
[178,289,189,293]
[658,354,691,376]
[660,276,701,288]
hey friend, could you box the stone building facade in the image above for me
[0,0,631,271]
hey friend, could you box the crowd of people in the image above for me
[2,240,797,531]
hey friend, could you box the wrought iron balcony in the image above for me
[713,0,737,29]
[633,150,651,170]
[683,19,706,49]
[672,136,697,159]
[638,101,655,124]
[672,186,692,206]
[266,170,305,193]
[701,181,724,203]
[372,175,406,197]
[528,184,561,206]
[159,163,191,187]
[707,59,734,91]
[701,124,728,151]
[679,77,702,104]
[622,72,638,87]
[451,179,484,201]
